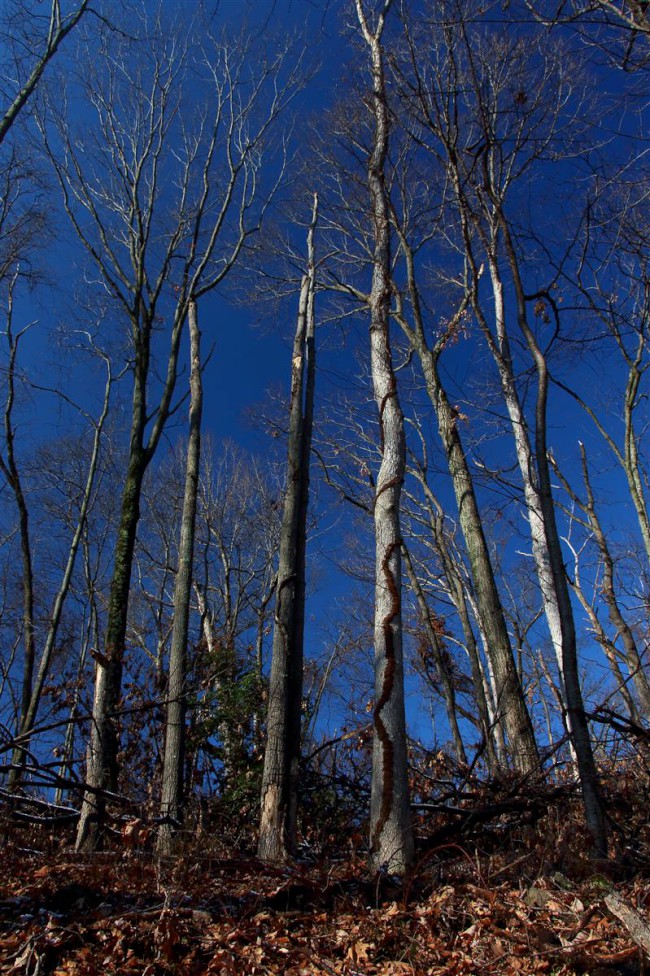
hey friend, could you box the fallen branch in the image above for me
[605,891,650,957]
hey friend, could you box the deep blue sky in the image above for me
[4,0,650,757]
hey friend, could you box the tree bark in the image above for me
[498,210,608,856]
[76,295,175,852]
[75,446,148,850]
[157,300,203,856]
[258,195,318,863]
[429,353,539,774]
[605,892,650,957]
[355,0,414,875]
[622,336,650,569]
[475,250,577,757]
[391,237,539,774]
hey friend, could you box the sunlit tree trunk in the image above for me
[498,211,608,856]
[355,0,414,875]
[479,252,575,750]
[258,196,318,863]
[552,445,650,720]
[407,7,606,849]
[76,404,150,850]
[391,232,539,776]
[431,361,538,774]
[157,300,202,856]
[620,337,650,566]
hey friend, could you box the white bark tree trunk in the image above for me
[484,258,573,738]
[497,212,608,856]
[356,0,414,875]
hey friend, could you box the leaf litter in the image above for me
[2,775,649,975]
[0,845,647,976]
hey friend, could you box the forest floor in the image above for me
[1,769,649,975]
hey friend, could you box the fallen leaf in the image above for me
[346,940,374,965]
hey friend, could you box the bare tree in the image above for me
[355,0,414,875]
[402,445,505,771]
[38,8,302,849]
[401,539,467,765]
[525,0,650,70]
[387,215,539,775]
[157,300,202,856]
[258,194,318,863]
[5,333,113,788]
[551,441,650,720]
[0,275,36,763]
[394,1,607,852]
[0,0,90,146]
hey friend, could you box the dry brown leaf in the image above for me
[345,940,374,964]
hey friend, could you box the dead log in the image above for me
[605,891,650,957]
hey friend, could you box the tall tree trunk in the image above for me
[551,445,650,720]
[390,216,538,775]
[75,325,156,851]
[75,451,147,851]
[478,252,576,755]
[258,196,318,863]
[50,14,296,851]
[498,210,608,856]
[429,363,536,767]
[157,300,203,856]
[355,0,415,875]
[623,335,650,566]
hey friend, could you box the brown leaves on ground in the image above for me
[0,841,648,976]
[3,769,649,975]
